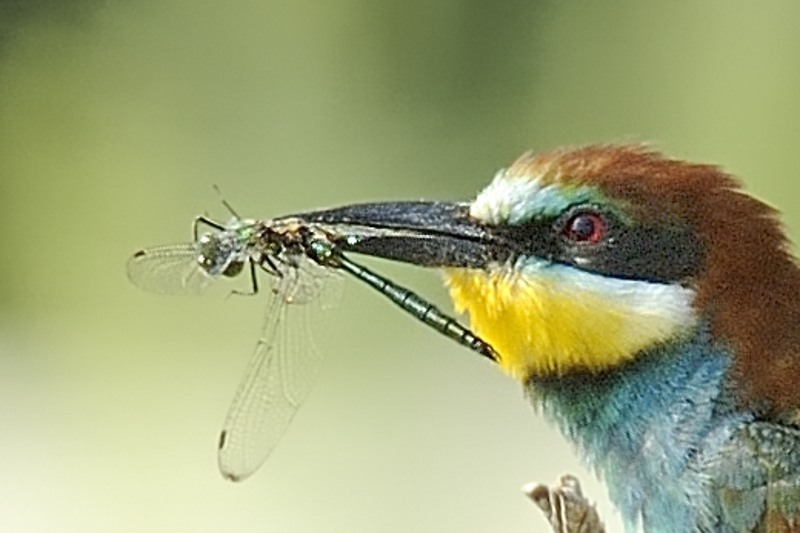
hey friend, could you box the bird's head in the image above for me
[300,145,800,417]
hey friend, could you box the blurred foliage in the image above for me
[0,0,99,51]
[2,0,800,321]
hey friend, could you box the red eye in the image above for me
[563,212,606,243]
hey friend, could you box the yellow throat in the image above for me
[444,264,697,380]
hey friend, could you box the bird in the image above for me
[300,145,800,532]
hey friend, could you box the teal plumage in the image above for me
[533,323,800,532]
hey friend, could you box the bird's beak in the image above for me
[290,201,501,269]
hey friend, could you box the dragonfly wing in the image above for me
[278,259,343,403]
[283,254,343,306]
[217,264,328,481]
[126,243,212,295]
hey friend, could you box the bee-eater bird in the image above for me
[299,145,800,532]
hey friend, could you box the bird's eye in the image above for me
[562,211,606,243]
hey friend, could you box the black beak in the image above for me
[289,201,503,269]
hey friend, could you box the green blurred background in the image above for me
[1,1,799,531]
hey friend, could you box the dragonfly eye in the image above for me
[197,233,238,276]
[223,260,244,277]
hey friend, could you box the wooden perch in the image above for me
[524,475,606,533]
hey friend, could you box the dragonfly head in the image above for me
[197,232,247,278]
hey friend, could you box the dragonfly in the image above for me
[127,201,497,482]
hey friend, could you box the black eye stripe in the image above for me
[493,207,704,284]
[591,225,703,283]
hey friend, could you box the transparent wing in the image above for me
[291,251,345,308]
[126,243,212,295]
[217,257,342,481]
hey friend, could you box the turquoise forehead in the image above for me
[470,169,617,225]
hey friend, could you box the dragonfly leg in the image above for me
[193,215,226,241]
[258,255,284,278]
[230,258,260,297]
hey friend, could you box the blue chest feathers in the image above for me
[527,326,752,532]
